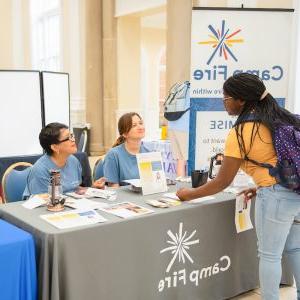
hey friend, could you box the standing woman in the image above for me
[103,112,149,187]
[176,73,300,300]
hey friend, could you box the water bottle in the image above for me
[48,170,62,205]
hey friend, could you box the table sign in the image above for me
[136,152,168,195]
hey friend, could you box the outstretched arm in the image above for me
[176,156,243,201]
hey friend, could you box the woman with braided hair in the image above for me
[103,112,149,187]
[177,73,300,300]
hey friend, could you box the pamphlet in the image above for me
[146,198,181,208]
[235,194,253,233]
[158,198,182,206]
[99,202,154,218]
[64,198,109,210]
[136,152,168,195]
[40,209,107,229]
[66,187,116,200]
[146,199,169,208]
[22,194,48,209]
[163,192,180,200]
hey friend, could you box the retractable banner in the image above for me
[188,8,293,172]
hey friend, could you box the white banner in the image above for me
[189,8,294,171]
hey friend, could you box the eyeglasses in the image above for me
[57,133,75,144]
[223,96,233,102]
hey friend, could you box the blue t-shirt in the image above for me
[103,143,149,185]
[23,154,82,197]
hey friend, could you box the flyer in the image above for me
[136,152,168,195]
[100,202,154,218]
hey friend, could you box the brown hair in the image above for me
[112,112,142,147]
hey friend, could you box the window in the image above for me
[30,0,61,71]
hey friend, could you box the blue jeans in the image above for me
[255,184,300,300]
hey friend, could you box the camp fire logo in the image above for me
[160,222,199,273]
[157,222,231,293]
[198,20,244,65]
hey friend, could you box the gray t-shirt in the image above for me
[103,143,149,185]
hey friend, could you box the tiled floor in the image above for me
[88,156,298,300]
[231,286,297,299]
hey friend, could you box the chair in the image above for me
[77,129,88,153]
[93,158,104,181]
[1,162,32,203]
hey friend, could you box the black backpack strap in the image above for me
[244,155,279,178]
[244,155,273,169]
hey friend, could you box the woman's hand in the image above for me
[238,187,257,202]
[176,188,194,201]
[92,177,106,189]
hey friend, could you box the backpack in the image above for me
[240,115,300,194]
[163,81,190,121]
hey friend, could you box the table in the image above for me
[0,189,293,300]
[0,219,37,300]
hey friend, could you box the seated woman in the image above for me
[103,112,149,187]
[23,122,105,197]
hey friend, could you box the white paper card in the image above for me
[99,202,154,219]
[136,152,168,195]
[40,209,106,229]
[163,192,180,200]
[64,198,109,210]
[22,194,47,209]
[235,194,253,233]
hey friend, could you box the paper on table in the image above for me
[22,194,48,209]
[99,202,154,219]
[64,198,109,210]
[122,179,142,188]
[84,188,116,199]
[40,209,106,229]
[163,192,179,200]
[187,196,215,204]
[235,194,253,233]
[66,187,116,200]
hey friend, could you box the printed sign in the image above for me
[137,152,168,195]
[189,9,293,171]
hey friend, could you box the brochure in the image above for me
[64,198,109,210]
[22,194,48,209]
[136,152,168,195]
[235,194,253,233]
[99,202,154,218]
[66,187,116,200]
[40,209,107,229]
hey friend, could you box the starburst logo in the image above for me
[160,222,199,273]
[198,20,244,65]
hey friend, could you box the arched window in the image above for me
[30,0,61,71]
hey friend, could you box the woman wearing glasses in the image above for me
[23,122,105,197]
[177,73,300,300]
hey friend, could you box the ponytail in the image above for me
[112,135,125,147]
